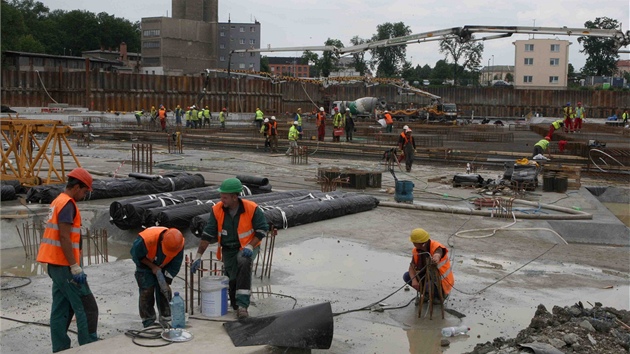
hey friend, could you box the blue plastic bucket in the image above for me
[395,180,414,202]
[200,276,229,317]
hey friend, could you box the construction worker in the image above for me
[190,178,269,319]
[563,102,574,133]
[384,110,394,133]
[532,136,551,159]
[130,227,184,328]
[294,108,303,139]
[134,109,144,127]
[286,121,299,155]
[174,105,183,126]
[219,107,227,129]
[150,106,157,124]
[185,107,192,128]
[203,106,212,128]
[547,119,564,139]
[261,118,271,152]
[316,107,326,141]
[197,108,204,127]
[403,228,454,301]
[398,128,416,172]
[158,105,167,132]
[36,168,99,352]
[255,107,264,129]
[574,102,585,133]
[191,105,199,129]
[344,109,355,142]
[623,109,629,127]
[332,107,343,142]
[269,116,278,152]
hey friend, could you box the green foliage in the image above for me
[319,38,343,77]
[260,55,270,73]
[578,17,620,76]
[1,0,141,56]
[505,72,513,83]
[370,22,411,77]
[438,36,484,85]
[349,35,369,76]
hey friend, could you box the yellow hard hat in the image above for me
[409,228,430,243]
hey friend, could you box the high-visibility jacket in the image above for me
[269,120,277,135]
[219,111,226,123]
[534,139,549,150]
[135,111,143,116]
[333,113,342,128]
[203,109,211,119]
[37,193,81,266]
[316,112,325,127]
[150,108,157,118]
[295,113,302,127]
[575,107,585,119]
[185,110,191,121]
[197,110,203,119]
[255,109,264,121]
[175,107,182,118]
[158,108,166,120]
[191,109,199,121]
[288,126,299,141]
[412,240,454,296]
[623,112,629,122]
[551,120,563,129]
[563,106,574,119]
[213,200,259,261]
[385,113,393,125]
[138,226,175,268]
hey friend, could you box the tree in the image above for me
[349,35,369,76]
[319,38,343,77]
[260,55,270,73]
[301,50,320,77]
[578,17,620,76]
[505,72,514,83]
[430,60,451,84]
[1,1,28,53]
[370,22,411,77]
[438,36,484,85]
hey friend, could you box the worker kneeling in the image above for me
[131,227,185,328]
[403,228,454,303]
[191,178,269,319]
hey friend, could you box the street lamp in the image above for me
[487,58,491,86]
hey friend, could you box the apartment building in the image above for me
[267,57,309,77]
[513,39,570,89]
[216,21,261,72]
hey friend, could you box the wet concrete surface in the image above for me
[1,143,629,353]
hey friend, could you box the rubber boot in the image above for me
[229,280,237,310]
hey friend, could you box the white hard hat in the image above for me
[271,116,276,120]
[403,125,409,131]
[264,118,269,123]
[319,107,324,111]
[293,121,299,125]
[384,110,389,113]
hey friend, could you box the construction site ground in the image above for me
[1,116,629,353]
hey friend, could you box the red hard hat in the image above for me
[67,168,93,190]
[222,107,227,111]
[544,136,551,141]
[162,228,184,258]
[334,107,339,110]
[577,101,582,105]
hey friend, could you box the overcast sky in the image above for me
[42,0,629,71]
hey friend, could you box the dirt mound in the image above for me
[466,303,630,354]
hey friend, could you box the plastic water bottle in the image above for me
[441,325,470,337]
[170,292,186,329]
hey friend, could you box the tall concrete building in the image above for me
[216,21,261,72]
[513,39,570,90]
[140,0,261,75]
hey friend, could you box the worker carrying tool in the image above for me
[36,168,99,352]
[191,178,269,319]
[403,228,454,301]
[130,227,185,328]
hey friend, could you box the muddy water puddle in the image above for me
[253,237,629,353]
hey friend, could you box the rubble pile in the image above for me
[467,303,630,354]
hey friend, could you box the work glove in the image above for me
[156,269,169,294]
[70,263,87,284]
[242,244,254,258]
[190,253,203,274]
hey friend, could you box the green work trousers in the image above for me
[47,264,99,352]
[222,247,259,309]
[134,270,172,328]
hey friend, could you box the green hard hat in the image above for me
[218,178,243,194]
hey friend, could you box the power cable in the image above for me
[0,275,32,290]
[0,315,78,334]
[124,324,172,348]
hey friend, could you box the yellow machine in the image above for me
[1,117,81,186]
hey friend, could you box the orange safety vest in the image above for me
[269,120,277,135]
[385,113,393,124]
[412,240,454,296]
[316,112,325,127]
[37,193,82,266]
[139,226,175,268]
[213,199,260,261]
[158,108,166,120]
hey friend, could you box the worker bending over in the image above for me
[532,136,551,159]
[130,227,184,328]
